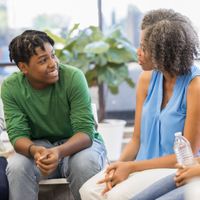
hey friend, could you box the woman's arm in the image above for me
[99,71,152,193]
[119,70,152,161]
[182,76,200,154]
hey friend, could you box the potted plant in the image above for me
[46,24,137,121]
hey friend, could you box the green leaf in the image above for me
[45,30,66,44]
[105,26,123,39]
[107,48,133,64]
[116,38,138,62]
[125,78,135,88]
[56,49,72,63]
[67,23,80,38]
[108,86,119,94]
[97,64,129,87]
[84,41,110,54]
[85,69,97,86]
[88,26,104,40]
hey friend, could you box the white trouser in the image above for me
[79,167,176,200]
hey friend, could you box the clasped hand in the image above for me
[174,161,200,187]
[34,146,60,176]
[98,161,132,195]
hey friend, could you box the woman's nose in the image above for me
[137,48,141,56]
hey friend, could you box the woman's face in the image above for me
[137,30,154,71]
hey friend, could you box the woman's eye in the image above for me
[141,46,146,52]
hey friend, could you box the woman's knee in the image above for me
[79,182,93,200]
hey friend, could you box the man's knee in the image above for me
[6,153,36,179]
[69,147,105,176]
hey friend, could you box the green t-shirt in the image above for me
[1,64,103,145]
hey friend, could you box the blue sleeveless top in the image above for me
[136,65,200,160]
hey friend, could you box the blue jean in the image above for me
[131,173,185,200]
[0,157,9,200]
[6,139,106,200]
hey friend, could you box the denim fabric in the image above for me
[6,139,106,200]
[0,157,9,200]
[131,173,185,200]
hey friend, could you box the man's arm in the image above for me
[14,137,46,158]
[52,132,92,159]
[28,132,92,176]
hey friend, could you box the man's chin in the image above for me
[48,75,59,84]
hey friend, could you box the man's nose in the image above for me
[48,57,57,68]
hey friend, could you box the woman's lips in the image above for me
[138,59,143,65]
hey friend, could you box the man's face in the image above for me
[19,42,59,89]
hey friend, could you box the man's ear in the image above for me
[18,62,28,74]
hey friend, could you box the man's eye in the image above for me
[39,58,47,64]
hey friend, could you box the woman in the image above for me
[79,8,200,200]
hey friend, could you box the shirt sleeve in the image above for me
[0,98,5,134]
[68,69,96,140]
[1,80,31,146]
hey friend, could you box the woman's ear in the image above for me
[18,62,28,74]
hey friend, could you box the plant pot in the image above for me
[98,119,126,161]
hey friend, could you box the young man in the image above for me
[1,30,106,200]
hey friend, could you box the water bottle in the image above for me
[174,132,196,166]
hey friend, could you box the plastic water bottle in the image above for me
[174,132,196,166]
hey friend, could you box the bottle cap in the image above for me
[175,132,182,137]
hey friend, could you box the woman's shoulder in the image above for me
[137,70,153,91]
[185,65,200,94]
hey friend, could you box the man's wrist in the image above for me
[28,143,35,158]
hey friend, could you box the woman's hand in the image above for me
[175,163,200,186]
[98,161,133,194]
[99,169,115,195]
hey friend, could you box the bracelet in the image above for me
[28,143,35,158]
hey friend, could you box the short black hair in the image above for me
[9,30,55,66]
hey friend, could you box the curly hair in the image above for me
[141,9,199,76]
[9,30,54,66]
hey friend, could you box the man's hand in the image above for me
[32,146,60,176]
